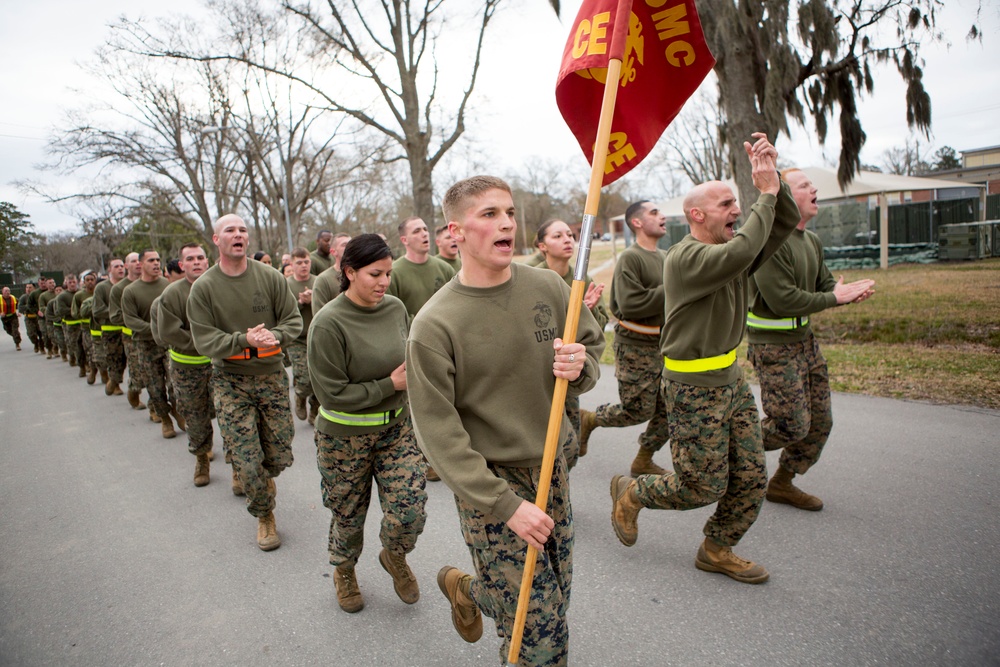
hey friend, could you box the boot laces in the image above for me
[387,552,414,582]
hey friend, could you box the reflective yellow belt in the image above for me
[319,406,403,427]
[102,325,123,332]
[664,349,737,373]
[169,350,211,365]
[746,312,809,330]
[617,320,661,336]
[90,329,102,337]
[122,327,133,336]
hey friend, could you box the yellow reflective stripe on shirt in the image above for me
[319,406,402,427]
[746,311,809,330]
[168,350,211,365]
[664,349,737,373]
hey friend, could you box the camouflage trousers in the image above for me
[134,339,171,419]
[26,316,42,348]
[316,417,427,568]
[170,359,214,456]
[89,330,106,372]
[104,331,126,383]
[82,328,95,369]
[35,317,50,351]
[52,323,66,356]
[285,340,313,399]
[212,369,294,518]
[562,396,581,470]
[634,377,766,547]
[594,341,669,454]
[66,325,83,366]
[1,315,20,346]
[458,452,573,667]
[123,335,144,395]
[748,334,832,476]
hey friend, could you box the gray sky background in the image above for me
[2,0,997,235]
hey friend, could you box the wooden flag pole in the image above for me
[506,53,625,667]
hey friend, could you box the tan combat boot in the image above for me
[171,406,186,432]
[160,413,176,439]
[87,364,97,384]
[695,538,770,584]
[193,453,210,487]
[294,394,307,421]
[231,467,245,496]
[149,411,161,423]
[257,511,280,551]
[766,466,823,511]
[426,465,441,482]
[579,409,597,458]
[99,368,109,385]
[379,548,419,604]
[630,448,667,477]
[127,389,146,410]
[78,363,87,378]
[610,475,641,547]
[437,566,482,642]
[334,565,364,613]
[61,351,68,362]
[307,396,319,426]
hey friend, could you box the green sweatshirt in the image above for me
[439,256,462,271]
[55,289,76,325]
[72,289,90,320]
[122,277,169,342]
[92,279,114,327]
[109,277,133,327]
[554,266,609,331]
[309,250,333,276]
[609,244,668,346]
[155,279,202,357]
[311,266,341,317]
[37,290,55,319]
[387,255,456,317]
[660,183,800,388]
[287,275,316,343]
[748,228,838,344]
[45,297,60,324]
[406,263,605,522]
[187,261,302,375]
[308,294,410,437]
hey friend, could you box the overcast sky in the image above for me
[2,0,997,235]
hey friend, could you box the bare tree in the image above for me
[881,137,933,175]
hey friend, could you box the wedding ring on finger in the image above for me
[568,354,575,363]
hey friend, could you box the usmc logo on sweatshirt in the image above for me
[251,292,269,314]
[532,301,558,343]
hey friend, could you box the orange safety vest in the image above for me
[0,295,16,317]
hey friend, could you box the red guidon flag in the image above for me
[556,0,716,185]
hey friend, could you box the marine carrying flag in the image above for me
[555,0,716,186]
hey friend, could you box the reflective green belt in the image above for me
[64,319,83,326]
[102,325,123,332]
[319,406,403,427]
[169,350,211,365]
[746,312,809,330]
[122,327,133,336]
[90,329,102,337]
[664,349,737,373]
[53,322,62,327]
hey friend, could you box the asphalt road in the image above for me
[1,343,998,666]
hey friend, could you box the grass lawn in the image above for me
[580,252,1000,411]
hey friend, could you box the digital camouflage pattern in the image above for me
[635,378,766,547]
[66,323,84,368]
[562,396,581,470]
[104,331,126,383]
[134,339,171,419]
[212,369,294,518]
[593,341,669,454]
[457,454,573,667]
[748,334,832,475]
[285,340,313,400]
[52,322,66,358]
[170,361,214,455]
[25,316,41,350]
[123,337,144,395]
[315,418,427,568]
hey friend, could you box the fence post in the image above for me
[879,192,889,270]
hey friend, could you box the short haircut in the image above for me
[316,229,332,240]
[435,224,450,236]
[253,251,268,261]
[442,175,512,223]
[291,246,310,259]
[180,243,202,253]
[624,201,650,230]
[339,233,393,293]
[780,168,802,180]
[138,248,158,262]
[535,219,568,246]
[398,216,423,237]
[166,258,183,275]
[212,214,244,235]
